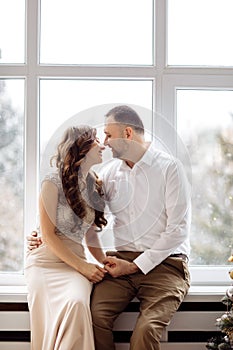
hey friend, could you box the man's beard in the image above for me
[110,139,130,159]
[111,147,122,158]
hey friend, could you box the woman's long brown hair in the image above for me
[51,126,107,230]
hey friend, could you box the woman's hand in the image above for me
[80,262,107,283]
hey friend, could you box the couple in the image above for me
[25,105,191,350]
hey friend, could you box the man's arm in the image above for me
[27,230,43,250]
[133,159,191,275]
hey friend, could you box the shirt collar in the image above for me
[137,141,156,166]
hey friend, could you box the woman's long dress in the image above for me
[25,171,96,350]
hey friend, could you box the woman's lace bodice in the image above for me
[41,171,95,243]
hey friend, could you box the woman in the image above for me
[25,125,108,350]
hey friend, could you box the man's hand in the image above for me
[103,256,139,277]
[27,231,43,250]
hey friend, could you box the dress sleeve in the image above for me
[42,172,61,189]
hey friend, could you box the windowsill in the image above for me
[0,285,229,303]
[0,285,28,302]
[1,265,232,302]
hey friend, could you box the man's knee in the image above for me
[131,321,162,348]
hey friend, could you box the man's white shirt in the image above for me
[99,141,191,274]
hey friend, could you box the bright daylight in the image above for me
[0,1,233,350]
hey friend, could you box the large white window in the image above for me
[0,0,233,286]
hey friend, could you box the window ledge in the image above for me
[0,285,229,303]
[0,286,28,302]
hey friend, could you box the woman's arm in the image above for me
[40,180,106,283]
[85,225,106,264]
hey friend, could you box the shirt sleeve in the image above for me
[133,159,191,274]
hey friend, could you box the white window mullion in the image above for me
[24,0,40,262]
[153,0,169,149]
[154,0,167,115]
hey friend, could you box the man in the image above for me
[90,105,191,350]
[28,105,191,350]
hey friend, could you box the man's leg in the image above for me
[91,273,136,350]
[91,264,137,350]
[130,257,190,350]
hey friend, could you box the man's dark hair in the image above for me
[105,105,144,135]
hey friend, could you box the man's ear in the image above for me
[124,127,133,139]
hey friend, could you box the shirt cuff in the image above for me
[133,253,155,275]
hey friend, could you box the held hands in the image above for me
[103,256,139,278]
[26,231,139,279]
[82,257,139,281]
[81,262,107,283]
[27,231,43,250]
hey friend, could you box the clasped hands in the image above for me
[103,256,139,277]
[27,232,139,278]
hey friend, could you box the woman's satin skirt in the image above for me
[25,237,95,350]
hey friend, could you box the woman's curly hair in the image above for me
[51,125,107,230]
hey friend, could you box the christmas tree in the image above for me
[206,255,233,349]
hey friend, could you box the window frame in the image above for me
[0,0,232,286]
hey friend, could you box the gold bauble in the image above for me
[229,270,233,279]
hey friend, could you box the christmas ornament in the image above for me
[229,269,233,280]
[226,286,233,301]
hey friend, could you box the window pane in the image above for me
[0,79,24,272]
[40,79,153,150]
[168,0,233,66]
[40,0,153,65]
[0,0,25,64]
[177,90,233,265]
